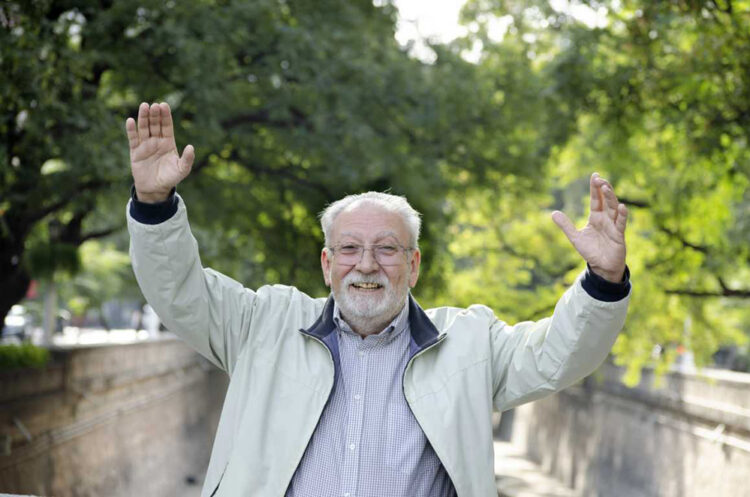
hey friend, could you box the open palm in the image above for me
[552,173,627,282]
[125,102,194,202]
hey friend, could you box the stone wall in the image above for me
[0,337,228,496]
[510,362,750,497]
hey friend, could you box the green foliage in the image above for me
[2,0,545,319]
[0,343,50,370]
[3,0,747,385]
[58,240,136,318]
[452,0,750,384]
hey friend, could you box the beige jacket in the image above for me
[127,196,630,497]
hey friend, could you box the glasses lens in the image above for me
[332,245,407,266]
[334,245,361,265]
[374,246,401,265]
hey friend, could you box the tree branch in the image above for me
[220,110,271,128]
[221,106,314,132]
[657,225,709,254]
[78,225,121,243]
[57,203,121,244]
[617,196,650,208]
[24,179,108,224]
[665,275,750,298]
[234,154,334,201]
[664,288,750,298]
[189,148,334,201]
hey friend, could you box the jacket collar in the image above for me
[300,293,441,352]
[406,293,441,350]
[300,294,336,340]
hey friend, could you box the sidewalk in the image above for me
[495,441,577,497]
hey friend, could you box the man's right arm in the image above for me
[124,102,325,374]
[127,188,260,374]
[125,102,262,374]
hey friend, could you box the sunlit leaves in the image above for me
[452,0,750,380]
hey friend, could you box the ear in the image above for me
[408,248,421,288]
[321,248,332,287]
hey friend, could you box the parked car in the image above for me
[2,305,33,341]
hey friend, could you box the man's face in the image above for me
[321,204,421,325]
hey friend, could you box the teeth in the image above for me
[353,283,381,289]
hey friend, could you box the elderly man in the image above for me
[125,102,630,497]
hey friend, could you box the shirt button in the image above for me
[344,493,351,497]
[358,351,365,357]
[354,394,361,400]
[349,443,356,451]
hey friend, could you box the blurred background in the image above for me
[1,1,749,496]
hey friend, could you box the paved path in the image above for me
[495,441,577,497]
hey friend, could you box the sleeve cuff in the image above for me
[580,264,631,302]
[129,185,179,224]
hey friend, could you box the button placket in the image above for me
[340,335,368,497]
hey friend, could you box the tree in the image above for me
[450,0,750,381]
[1,0,549,323]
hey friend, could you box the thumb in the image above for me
[551,210,577,243]
[178,144,195,177]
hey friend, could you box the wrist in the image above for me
[590,266,625,283]
[129,185,179,224]
[134,189,171,204]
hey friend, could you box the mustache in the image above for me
[341,272,389,287]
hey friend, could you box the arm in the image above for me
[491,267,630,410]
[492,172,631,409]
[127,193,260,374]
[125,103,256,374]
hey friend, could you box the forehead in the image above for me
[331,203,409,242]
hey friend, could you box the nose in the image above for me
[355,247,379,273]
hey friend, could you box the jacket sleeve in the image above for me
[490,271,630,411]
[127,194,266,375]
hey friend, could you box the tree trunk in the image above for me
[0,265,31,328]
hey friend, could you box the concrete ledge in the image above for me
[512,363,750,497]
[0,338,228,496]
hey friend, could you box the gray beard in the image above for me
[330,269,409,334]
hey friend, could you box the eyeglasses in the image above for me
[327,243,413,266]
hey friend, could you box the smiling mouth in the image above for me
[350,283,383,290]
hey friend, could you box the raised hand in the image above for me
[125,102,194,203]
[551,173,628,282]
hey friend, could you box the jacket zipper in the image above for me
[401,334,461,495]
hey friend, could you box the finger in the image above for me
[552,210,578,243]
[137,102,150,141]
[615,203,628,233]
[149,102,161,137]
[593,175,613,190]
[178,144,195,176]
[589,173,602,211]
[125,118,139,150]
[160,102,174,138]
[594,177,618,212]
[599,185,618,220]
[592,173,617,217]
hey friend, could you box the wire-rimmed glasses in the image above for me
[327,243,413,266]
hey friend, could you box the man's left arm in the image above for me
[491,173,632,410]
[490,265,630,411]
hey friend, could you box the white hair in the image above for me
[319,191,422,248]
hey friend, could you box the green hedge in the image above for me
[0,343,50,370]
